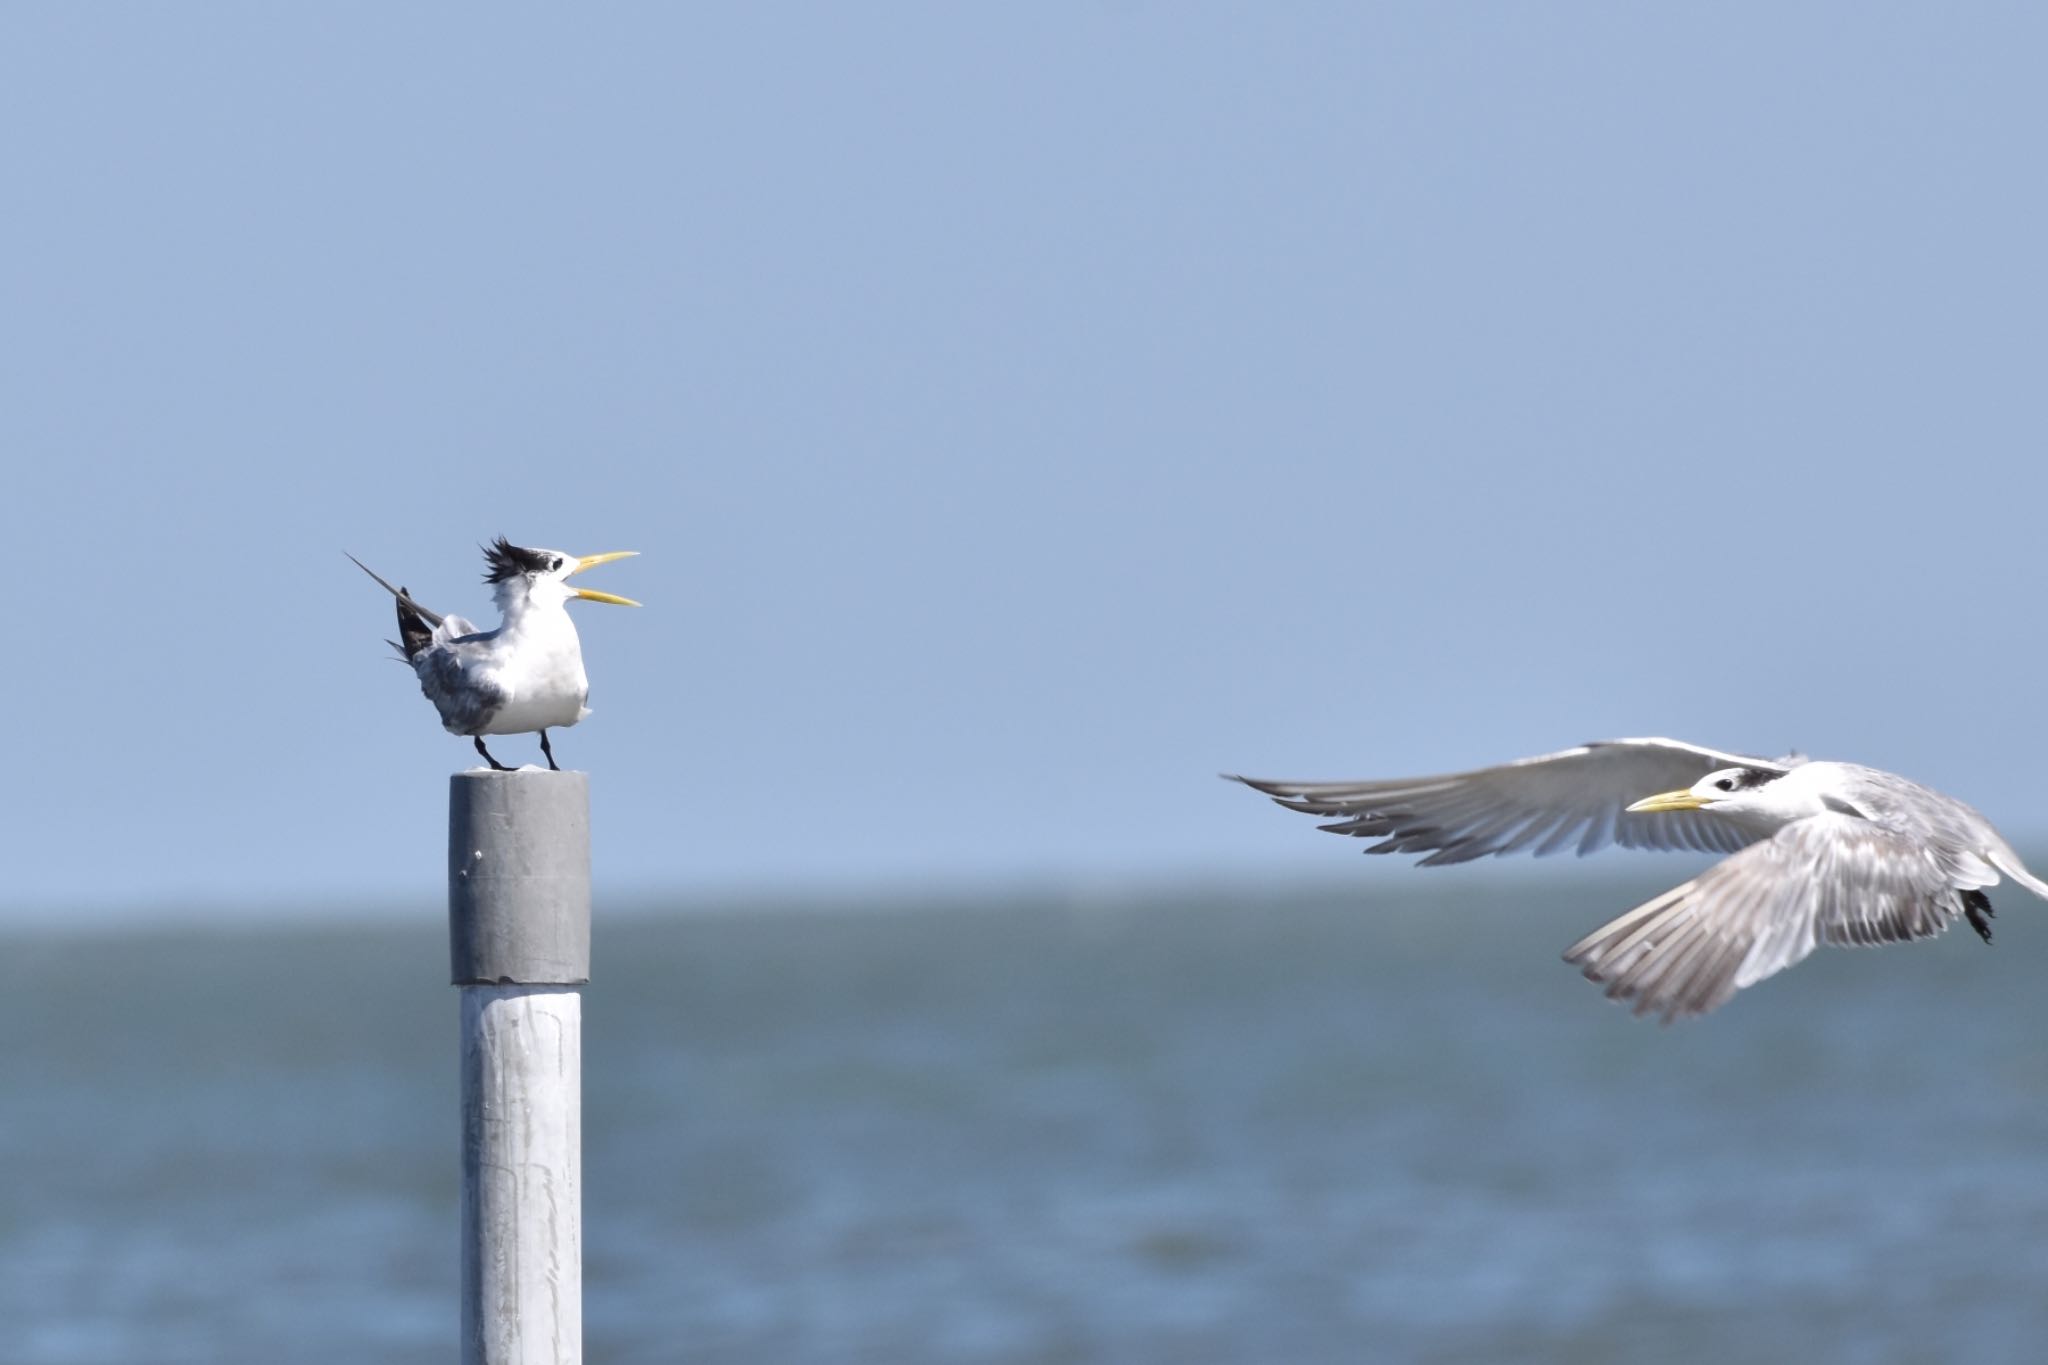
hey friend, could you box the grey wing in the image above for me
[1563,813,1978,1021]
[346,553,446,628]
[1231,738,1792,864]
[413,633,507,735]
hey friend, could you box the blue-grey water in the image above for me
[7,879,2048,1364]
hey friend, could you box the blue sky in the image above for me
[7,6,2048,921]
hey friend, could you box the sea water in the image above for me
[5,878,2046,1364]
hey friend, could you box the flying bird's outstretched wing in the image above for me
[1564,813,1989,1020]
[1230,738,1797,863]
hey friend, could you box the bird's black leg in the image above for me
[474,737,516,773]
[1963,888,1995,944]
[539,730,560,772]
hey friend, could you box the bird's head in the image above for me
[1627,766,1784,816]
[483,537,641,611]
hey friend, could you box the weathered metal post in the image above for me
[449,770,589,1365]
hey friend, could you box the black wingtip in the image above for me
[394,587,433,660]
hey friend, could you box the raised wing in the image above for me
[1563,813,1985,1021]
[1231,738,1793,864]
[346,553,446,629]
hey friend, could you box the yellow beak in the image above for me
[1626,789,1707,813]
[569,550,641,606]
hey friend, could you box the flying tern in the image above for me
[349,538,639,771]
[1232,738,2048,1020]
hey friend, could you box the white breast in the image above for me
[475,613,591,735]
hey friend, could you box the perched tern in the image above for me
[348,538,639,771]
[1232,738,2048,1020]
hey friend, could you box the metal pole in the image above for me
[449,770,590,1365]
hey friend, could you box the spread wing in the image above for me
[1563,813,1986,1020]
[1231,738,1794,864]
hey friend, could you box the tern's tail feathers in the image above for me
[1989,849,2048,903]
[346,553,446,630]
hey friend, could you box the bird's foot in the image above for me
[1963,889,1995,944]
[474,737,517,773]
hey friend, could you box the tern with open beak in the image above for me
[349,538,640,771]
[1232,738,2048,1020]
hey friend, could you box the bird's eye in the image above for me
[1714,778,1734,792]
[549,557,562,571]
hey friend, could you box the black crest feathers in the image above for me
[482,537,555,583]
